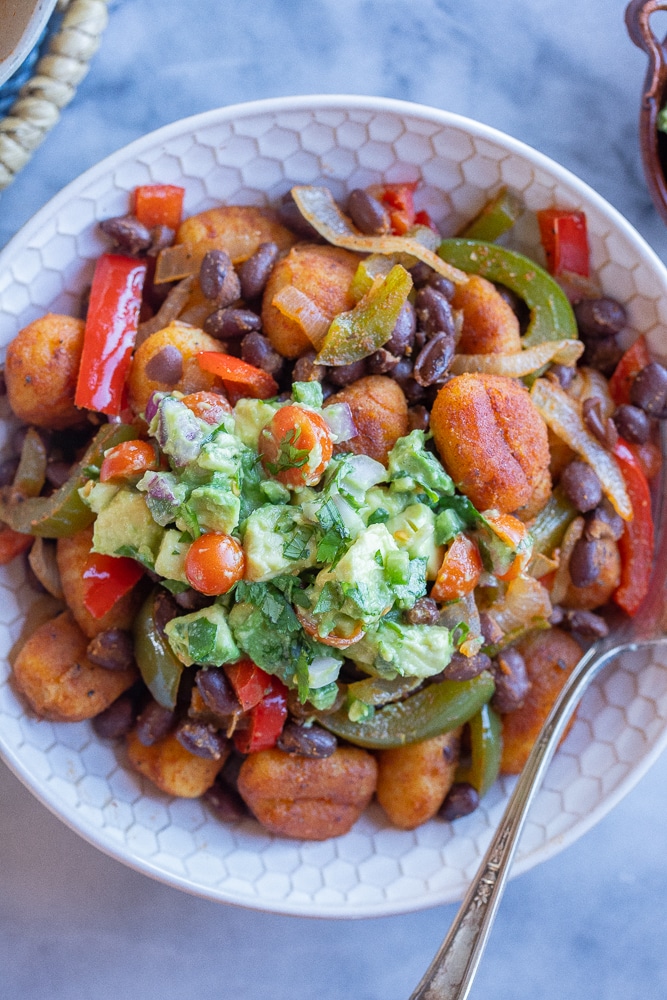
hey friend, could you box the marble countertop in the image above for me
[1,1,667,998]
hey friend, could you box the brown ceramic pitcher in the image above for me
[626,0,667,223]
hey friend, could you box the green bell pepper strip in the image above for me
[437,239,578,347]
[458,187,522,242]
[0,422,136,537]
[456,702,503,797]
[316,264,413,366]
[13,427,47,498]
[528,487,577,557]
[346,674,423,708]
[318,671,495,749]
[133,588,184,710]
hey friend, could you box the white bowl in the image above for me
[0,0,58,87]
[1,96,667,918]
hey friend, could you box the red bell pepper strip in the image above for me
[0,525,32,565]
[414,209,439,233]
[75,254,147,416]
[82,552,145,619]
[369,182,417,235]
[197,351,278,399]
[133,184,185,231]
[233,674,288,753]
[608,335,650,406]
[612,438,655,616]
[224,659,273,711]
[537,209,590,278]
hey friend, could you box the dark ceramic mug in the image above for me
[626,0,667,224]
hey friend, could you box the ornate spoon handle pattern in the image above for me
[409,635,667,1000]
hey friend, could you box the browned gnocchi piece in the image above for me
[126,729,227,797]
[4,313,86,429]
[127,322,225,416]
[452,275,522,355]
[500,627,583,774]
[56,526,138,639]
[262,243,360,358]
[12,610,137,722]
[237,746,378,840]
[176,205,296,264]
[375,729,461,830]
[431,372,551,514]
[325,375,409,465]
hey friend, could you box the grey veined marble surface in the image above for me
[1,1,667,998]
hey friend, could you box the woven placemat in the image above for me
[0,0,109,190]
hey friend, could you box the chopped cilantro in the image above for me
[264,426,310,476]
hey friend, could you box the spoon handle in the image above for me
[409,637,665,1000]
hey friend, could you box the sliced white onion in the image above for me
[530,377,632,521]
[271,285,331,348]
[450,338,583,378]
[307,655,342,689]
[322,402,357,443]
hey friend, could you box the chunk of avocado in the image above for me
[242,504,317,582]
[386,502,443,580]
[92,489,164,568]
[154,529,189,584]
[165,602,240,667]
[312,522,398,622]
[350,619,454,679]
[233,398,280,450]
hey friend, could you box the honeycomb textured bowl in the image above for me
[1,96,667,918]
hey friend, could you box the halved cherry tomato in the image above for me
[0,525,32,565]
[133,184,185,230]
[180,390,232,425]
[608,335,651,406]
[99,439,160,483]
[233,674,288,754]
[537,209,590,278]
[368,182,417,235]
[197,352,278,399]
[431,534,483,603]
[225,659,273,711]
[82,553,144,618]
[414,209,439,232]
[259,404,333,488]
[484,512,530,581]
[184,532,245,596]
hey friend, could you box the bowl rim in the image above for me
[2,94,667,917]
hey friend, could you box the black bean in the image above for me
[241,331,284,378]
[569,536,606,588]
[153,590,180,636]
[560,460,603,513]
[144,345,184,385]
[292,350,326,383]
[385,300,417,356]
[444,651,492,682]
[199,250,241,306]
[45,459,73,490]
[439,782,479,821]
[409,262,433,287]
[220,749,246,791]
[0,458,18,487]
[99,215,152,255]
[549,605,565,626]
[630,362,667,416]
[204,306,262,341]
[367,348,399,374]
[205,780,248,821]
[390,357,426,403]
[494,283,524,318]
[564,609,610,638]
[582,397,618,450]
[582,336,624,377]
[87,629,135,671]
[479,611,504,647]
[277,721,338,758]
[238,242,279,300]
[175,720,228,760]
[404,597,439,625]
[173,588,211,611]
[347,188,391,235]
[612,403,651,444]
[196,668,241,716]
[328,358,367,387]
[585,499,624,542]
[491,648,530,714]
[427,272,456,301]
[574,297,627,339]
[415,286,456,338]
[92,693,137,739]
[548,363,576,390]
[413,332,455,386]
[277,191,320,238]
[135,701,176,746]
[407,405,430,433]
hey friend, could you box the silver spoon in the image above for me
[409,631,667,1000]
